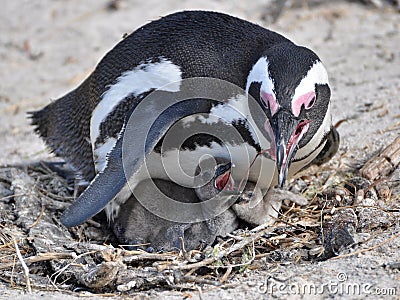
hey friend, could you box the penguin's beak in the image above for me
[271,110,310,188]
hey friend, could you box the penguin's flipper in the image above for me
[60,97,215,227]
[60,132,126,227]
[310,126,340,166]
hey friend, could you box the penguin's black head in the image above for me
[247,42,331,188]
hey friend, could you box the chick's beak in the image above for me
[214,162,235,191]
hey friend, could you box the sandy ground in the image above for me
[0,0,399,299]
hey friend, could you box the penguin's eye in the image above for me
[305,96,316,109]
[260,91,279,116]
[215,162,231,176]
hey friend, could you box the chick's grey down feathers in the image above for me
[113,158,257,251]
[113,178,239,251]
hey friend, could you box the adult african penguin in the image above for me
[30,11,339,227]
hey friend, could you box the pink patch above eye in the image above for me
[261,91,279,116]
[292,91,316,117]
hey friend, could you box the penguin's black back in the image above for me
[31,11,292,181]
[92,11,290,100]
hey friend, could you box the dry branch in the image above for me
[0,252,76,270]
[13,238,31,293]
[173,222,273,272]
[361,136,400,180]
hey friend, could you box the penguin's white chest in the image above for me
[148,142,275,188]
[106,141,276,219]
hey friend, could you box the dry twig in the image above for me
[0,252,76,270]
[13,238,32,293]
[173,222,273,272]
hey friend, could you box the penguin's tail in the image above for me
[29,77,95,181]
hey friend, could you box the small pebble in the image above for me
[0,182,13,198]
[361,197,376,206]
[344,177,371,194]
[117,280,136,292]
[356,207,394,230]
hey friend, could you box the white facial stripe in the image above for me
[292,61,329,115]
[246,57,268,92]
[246,57,275,97]
[245,57,277,148]
[246,57,281,118]
[90,58,182,146]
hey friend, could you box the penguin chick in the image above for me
[111,178,230,251]
[113,158,242,251]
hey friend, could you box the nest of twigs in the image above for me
[0,138,399,296]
